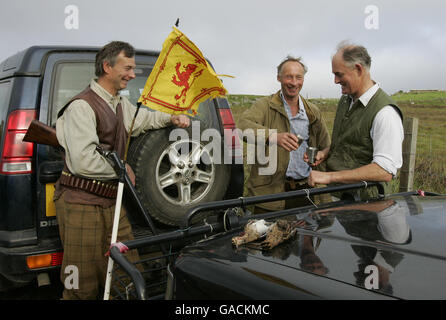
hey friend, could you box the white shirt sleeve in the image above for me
[376,202,411,244]
[370,106,404,176]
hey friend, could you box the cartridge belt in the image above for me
[60,171,118,198]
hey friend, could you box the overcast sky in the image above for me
[1,0,445,98]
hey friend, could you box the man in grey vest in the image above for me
[308,42,404,199]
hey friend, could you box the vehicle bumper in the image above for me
[0,238,62,284]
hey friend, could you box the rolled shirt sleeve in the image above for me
[56,100,118,180]
[121,98,172,137]
[370,106,404,176]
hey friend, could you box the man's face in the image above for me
[277,61,305,100]
[105,51,136,93]
[332,51,361,98]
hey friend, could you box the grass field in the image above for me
[228,90,446,194]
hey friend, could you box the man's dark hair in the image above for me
[95,41,135,77]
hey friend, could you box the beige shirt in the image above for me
[56,79,172,180]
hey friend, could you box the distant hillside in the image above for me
[228,90,446,108]
[391,90,446,107]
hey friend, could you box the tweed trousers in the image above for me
[55,192,139,300]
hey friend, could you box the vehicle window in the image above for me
[50,62,95,125]
[0,80,11,142]
[50,62,212,127]
[120,65,153,105]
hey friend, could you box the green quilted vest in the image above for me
[326,88,403,199]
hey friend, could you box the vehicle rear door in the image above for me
[36,51,96,240]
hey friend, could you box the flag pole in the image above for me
[122,15,178,161]
[123,15,176,160]
[124,101,142,162]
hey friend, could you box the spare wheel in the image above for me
[127,125,231,226]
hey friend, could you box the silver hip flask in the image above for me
[306,146,318,165]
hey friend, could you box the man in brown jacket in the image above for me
[238,56,331,213]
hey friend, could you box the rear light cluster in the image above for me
[0,109,36,174]
[26,252,64,270]
[218,108,241,155]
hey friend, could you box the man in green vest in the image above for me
[308,42,404,199]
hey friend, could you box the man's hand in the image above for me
[304,147,330,167]
[125,163,136,186]
[308,170,332,187]
[268,132,300,152]
[171,114,190,128]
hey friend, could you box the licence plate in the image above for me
[46,183,56,217]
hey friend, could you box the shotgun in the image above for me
[23,119,61,148]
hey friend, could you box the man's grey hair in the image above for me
[336,41,372,71]
[277,56,308,76]
[95,41,135,77]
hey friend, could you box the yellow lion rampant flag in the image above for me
[138,27,229,115]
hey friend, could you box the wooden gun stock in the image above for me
[23,119,61,148]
